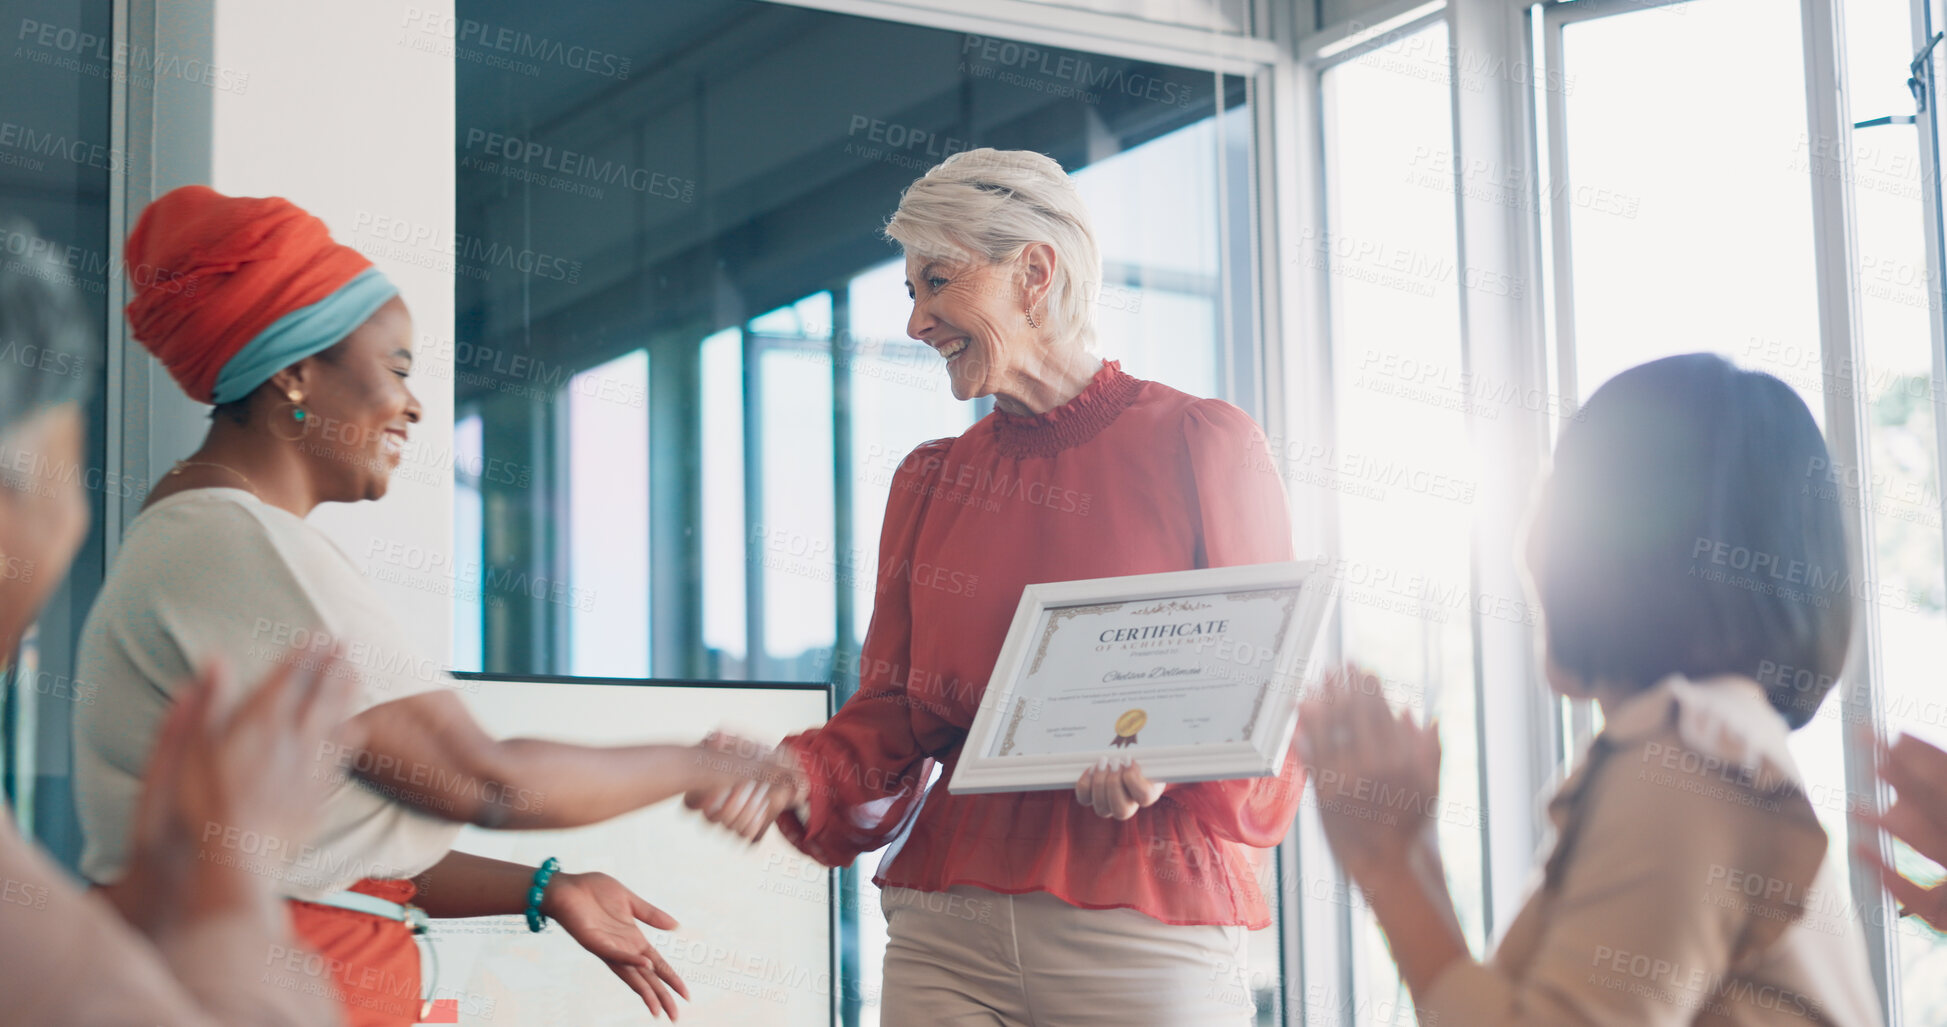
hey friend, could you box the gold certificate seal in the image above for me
[1110,709,1146,748]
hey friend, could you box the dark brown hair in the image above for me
[1536,353,1853,728]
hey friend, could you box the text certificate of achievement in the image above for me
[950,561,1334,795]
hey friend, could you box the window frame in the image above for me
[1286,0,1947,1023]
[1535,0,1947,1018]
[1288,4,1553,1023]
[1922,0,1947,607]
[779,0,1282,52]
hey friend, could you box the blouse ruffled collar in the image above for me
[1551,673,1807,832]
[989,360,1143,458]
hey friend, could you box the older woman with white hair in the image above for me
[689,148,1303,1025]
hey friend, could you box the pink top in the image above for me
[778,362,1302,927]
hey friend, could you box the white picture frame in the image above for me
[948,560,1337,795]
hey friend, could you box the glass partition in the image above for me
[0,0,115,864]
[452,0,1255,687]
[451,2,1265,1022]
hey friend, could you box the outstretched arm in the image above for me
[692,441,957,863]
[337,689,796,830]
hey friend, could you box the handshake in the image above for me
[682,732,812,845]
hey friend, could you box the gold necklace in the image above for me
[169,460,260,497]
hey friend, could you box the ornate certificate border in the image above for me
[949,560,1338,796]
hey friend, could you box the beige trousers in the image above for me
[879,885,1257,1026]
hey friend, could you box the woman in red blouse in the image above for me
[691,148,1302,1024]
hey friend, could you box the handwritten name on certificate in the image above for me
[987,587,1301,759]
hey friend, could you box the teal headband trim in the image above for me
[209,267,400,405]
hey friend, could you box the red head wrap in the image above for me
[123,185,376,404]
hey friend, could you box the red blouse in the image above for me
[776,361,1302,928]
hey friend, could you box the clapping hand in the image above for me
[682,732,808,845]
[1296,666,1442,882]
[1860,732,1947,931]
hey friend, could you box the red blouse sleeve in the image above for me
[1164,399,1306,847]
[776,439,952,867]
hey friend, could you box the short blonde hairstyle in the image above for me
[885,148,1102,350]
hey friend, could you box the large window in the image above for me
[1539,0,1855,937]
[567,349,651,676]
[1294,0,1947,1024]
[1544,0,1821,398]
[1538,0,1947,1020]
[1839,0,1947,1019]
[452,0,1256,683]
[1314,18,1488,1019]
[450,1,1268,1021]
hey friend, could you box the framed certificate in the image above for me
[948,560,1337,795]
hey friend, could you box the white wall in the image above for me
[207,0,455,655]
